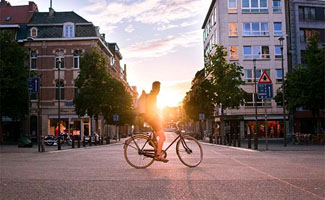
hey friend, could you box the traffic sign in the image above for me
[258,71,272,84]
[28,77,40,94]
[199,114,205,121]
[258,83,273,99]
[113,114,119,122]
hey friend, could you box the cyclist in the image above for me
[143,81,168,163]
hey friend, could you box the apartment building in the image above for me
[287,0,325,133]
[202,0,288,139]
[1,1,137,141]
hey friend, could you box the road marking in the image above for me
[231,157,324,200]
[201,142,258,152]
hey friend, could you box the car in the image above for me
[18,136,33,147]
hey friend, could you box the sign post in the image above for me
[258,71,273,150]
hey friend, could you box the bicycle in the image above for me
[123,127,203,169]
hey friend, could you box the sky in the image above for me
[10,0,211,108]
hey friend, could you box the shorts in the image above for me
[145,114,163,132]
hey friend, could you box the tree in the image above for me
[204,45,248,142]
[74,48,110,135]
[275,32,325,134]
[102,78,135,126]
[0,31,29,144]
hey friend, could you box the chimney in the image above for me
[49,0,54,16]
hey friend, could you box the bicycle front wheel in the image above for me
[124,135,156,169]
[176,135,203,167]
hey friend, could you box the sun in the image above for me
[157,90,182,109]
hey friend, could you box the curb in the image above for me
[200,141,259,152]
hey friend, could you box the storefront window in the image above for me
[245,121,284,138]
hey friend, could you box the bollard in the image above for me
[94,135,97,146]
[238,133,241,147]
[101,137,104,145]
[41,136,45,152]
[58,136,61,150]
[83,135,86,147]
[106,135,110,144]
[89,136,92,146]
[248,133,251,149]
[78,135,80,148]
[233,133,236,147]
[72,135,75,148]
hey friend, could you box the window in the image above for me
[244,93,263,107]
[110,56,115,67]
[30,27,37,38]
[229,23,238,36]
[73,50,82,69]
[243,22,269,36]
[273,22,282,36]
[56,81,64,100]
[272,0,281,13]
[300,29,325,43]
[243,46,270,59]
[30,51,37,69]
[74,84,79,99]
[276,69,282,83]
[229,46,238,60]
[299,6,320,21]
[242,0,268,13]
[244,69,253,83]
[55,57,65,69]
[63,23,74,38]
[55,50,64,69]
[275,46,282,58]
[228,0,237,13]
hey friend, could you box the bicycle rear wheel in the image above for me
[176,135,203,167]
[124,135,156,169]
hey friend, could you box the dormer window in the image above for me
[63,23,74,38]
[30,27,38,38]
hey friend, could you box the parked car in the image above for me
[18,136,33,147]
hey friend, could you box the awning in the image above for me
[48,114,89,119]
[244,115,288,120]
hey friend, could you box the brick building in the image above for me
[1,1,137,141]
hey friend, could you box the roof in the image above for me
[202,0,216,29]
[0,2,38,24]
[29,11,89,24]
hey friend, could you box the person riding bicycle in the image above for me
[138,81,168,163]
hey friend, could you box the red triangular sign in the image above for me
[258,71,272,84]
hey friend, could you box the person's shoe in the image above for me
[154,156,169,163]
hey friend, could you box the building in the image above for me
[1,1,137,141]
[202,0,289,140]
[287,0,325,133]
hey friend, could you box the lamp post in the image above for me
[278,36,286,147]
[253,58,258,150]
[27,37,34,137]
[56,51,63,150]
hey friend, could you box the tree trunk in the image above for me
[0,112,3,144]
[220,109,225,145]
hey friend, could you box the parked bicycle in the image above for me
[123,125,203,169]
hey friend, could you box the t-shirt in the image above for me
[145,91,158,118]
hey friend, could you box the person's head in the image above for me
[151,81,161,94]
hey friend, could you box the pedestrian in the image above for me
[215,123,220,144]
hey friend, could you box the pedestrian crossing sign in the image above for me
[258,71,272,84]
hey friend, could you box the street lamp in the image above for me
[55,51,63,150]
[278,36,286,147]
[27,37,34,137]
[253,58,258,150]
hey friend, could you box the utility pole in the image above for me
[253,59,258,150]
[279,36,286,147]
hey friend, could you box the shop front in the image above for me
[244,116,287,139]
[47,115,90,139]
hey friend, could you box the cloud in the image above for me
[156,24,178,31]
[180,20,199,27]
[124,24,135,33]
[81,0,208,33]
[122,30,202,59]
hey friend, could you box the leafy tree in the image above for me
[275,32,325,134]
[102,78,135,126]
[183,79,215,139]
[204,45,248,141]
[74,48,110,134]
[0,31,28,143]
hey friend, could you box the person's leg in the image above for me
[155,129,165,157]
